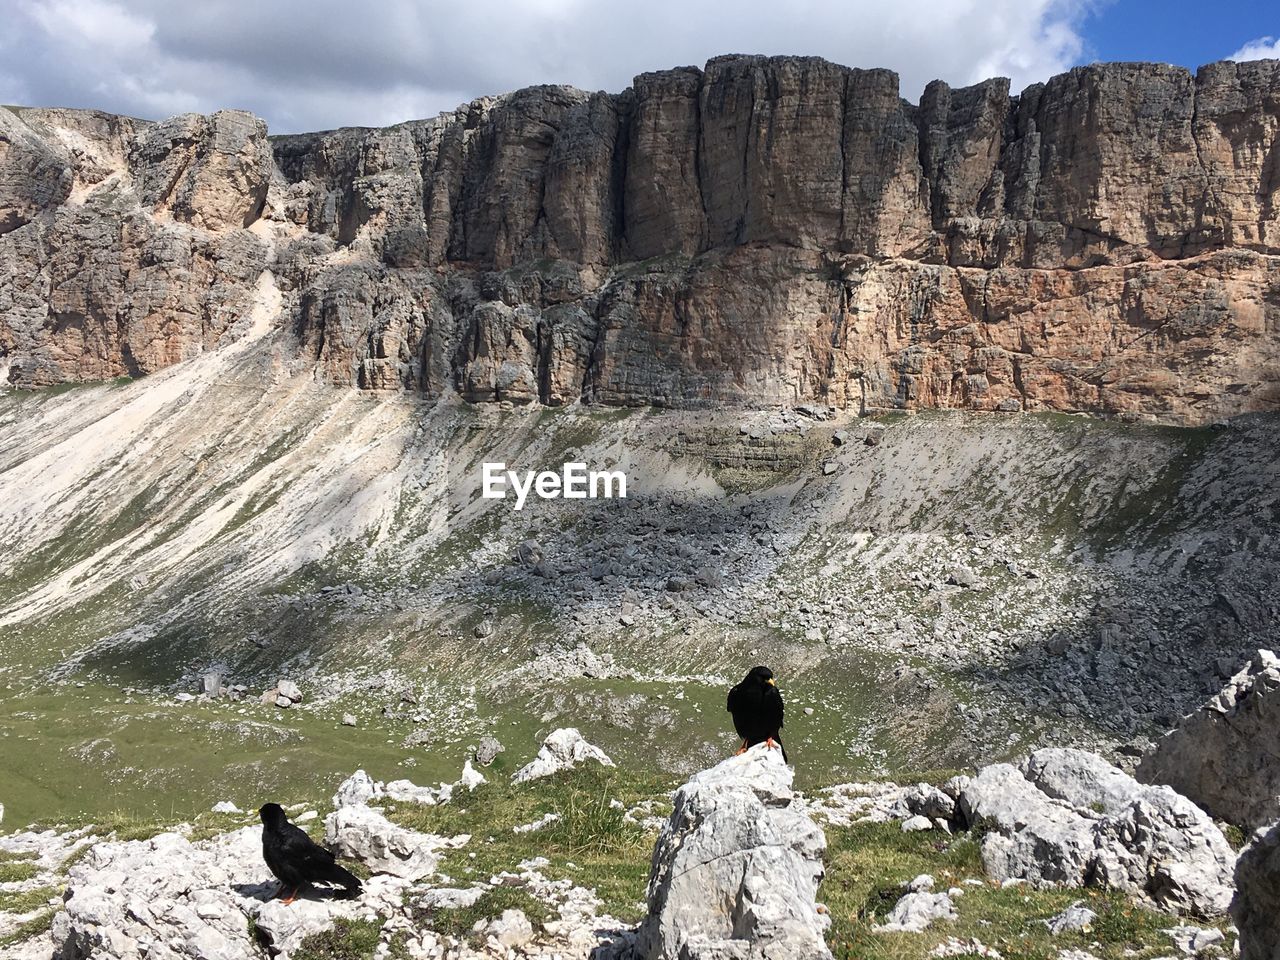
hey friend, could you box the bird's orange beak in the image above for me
[767,678,776,686]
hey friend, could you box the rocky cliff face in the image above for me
[2,56,1279,422]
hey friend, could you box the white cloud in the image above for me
[1228,36,1280,62]
[0,0,1094,133]
[25,0,154,50]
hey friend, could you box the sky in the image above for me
[0,0,1275,134]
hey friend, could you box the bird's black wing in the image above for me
[726,681,742,714]
[262,833,291,883]
[278,822,337,881]
[763,683,785,733]
[727,681,752,740]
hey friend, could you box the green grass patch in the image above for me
[415,887,551,945]
[292,918,383,960]
[0,885,60,914]
[386,764,663,921]
[0,862,39,883]
[0,683,429,829]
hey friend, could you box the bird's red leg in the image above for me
[280,887,297,905]
[735,739,748,756]
[765,737,779,751]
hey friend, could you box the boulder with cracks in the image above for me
[636,744,832,960]
[51,826,416,960]
[957,748,1237,916]
[512,727,615,783]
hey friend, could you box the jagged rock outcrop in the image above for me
[2,57,1280,422]
[325,804,468,881]
[511,727,614,783]
[0,106,269,386]
[1138,649,1280,831]
[957,748,1237,916]
[636,744,832,960]
[1232,820,1280,960]
[51,827,417,960]
[130,110,271,231]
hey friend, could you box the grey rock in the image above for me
[1044,902,1097,934]
[958,749,1236,916]
[475,735,505,766]
[515,540,543,567]
[512,728,614,783]
[1232,820,1280,960]
[332,769,383,809]
[415,886,487,910]
[200,672,224,698]
[324,803,467,881]
[1138,649,1280,831]
[636,744,831,959]
[873,889,957,933]
[947,567,981,589]
[485,908,534,948]
[1163,925,1226,955]
[894,782,957,821]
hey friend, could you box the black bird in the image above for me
[259,803,362,903]
[727,665,788,763]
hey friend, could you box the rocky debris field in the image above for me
[0,364,1277,823]
[1,707,1276,960]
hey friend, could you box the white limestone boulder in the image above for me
[512,728,614,783]
[958,748,1236,916]
[635,744,832,960]
[323,804,467,881]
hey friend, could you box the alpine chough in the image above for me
[726,665,788,763]
[259,802,362,903]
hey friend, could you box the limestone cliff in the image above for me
[2,56,1279,422]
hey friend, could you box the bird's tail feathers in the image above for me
[323,862,363,896]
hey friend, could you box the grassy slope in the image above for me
[0,686,424,827]
[0,401,1257,826]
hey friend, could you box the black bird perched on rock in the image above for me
[259,803,362,904]
[727,665,788,763]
